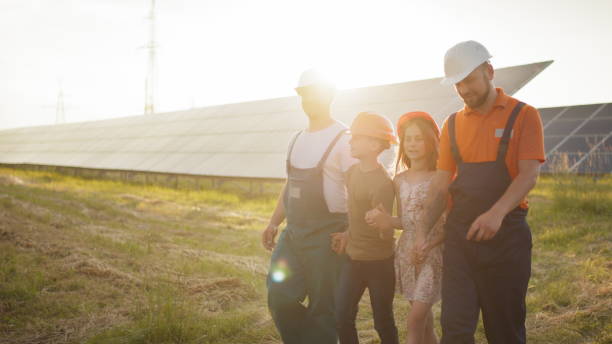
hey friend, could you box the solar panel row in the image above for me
[1,61,609,176]
[541,103,612,173]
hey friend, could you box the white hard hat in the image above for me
[295,69,334,90]
[441,40,492,86]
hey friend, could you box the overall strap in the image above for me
[316,130,348,170]
[448,113,463,164]
[496,102,526,162]
[286,131,303,174]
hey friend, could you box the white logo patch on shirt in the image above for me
[495,128,513,138]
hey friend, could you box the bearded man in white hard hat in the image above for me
[261,69,357,343]
[414,41,545,343]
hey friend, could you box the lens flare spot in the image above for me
[272,270,286,283]
[270,258,292,283]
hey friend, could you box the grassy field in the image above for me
[0,167,610,343]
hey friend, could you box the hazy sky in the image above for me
[1,0,611,129]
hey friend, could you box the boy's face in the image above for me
[403,124,426,162]
[349,134,381,159]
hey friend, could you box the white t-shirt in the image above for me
[288,121,358,213]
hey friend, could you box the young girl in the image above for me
[366,111,445,344]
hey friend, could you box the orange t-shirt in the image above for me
[437,88,545,209]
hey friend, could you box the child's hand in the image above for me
[330,231,348,255]
[364,207,381,226]
[365,203,392,231]
[412,242,430,265]
[412,231,427,262]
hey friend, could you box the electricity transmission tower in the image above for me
[143,0,157,115]
[56,80,65,124]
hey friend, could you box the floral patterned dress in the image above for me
[394,173,445,304]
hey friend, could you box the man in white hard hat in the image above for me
[262,69,357,343]
[414,40,545,343]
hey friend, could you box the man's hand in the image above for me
[330,231,348,255]
[365,203,392,231]
[465,160,540,242]
[261,224,279,251]
[466,209,504,241]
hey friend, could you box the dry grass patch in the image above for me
[1,168,609,343]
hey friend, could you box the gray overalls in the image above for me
[440,102,533,344]
[267,130,349,344]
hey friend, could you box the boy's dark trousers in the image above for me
[335,255,399,344]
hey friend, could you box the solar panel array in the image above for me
[540,103,612,173]
[8,61,604,180]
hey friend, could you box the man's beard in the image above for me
[462,74,491,109]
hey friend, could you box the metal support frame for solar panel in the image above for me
[546,103,607,158]
[0,162,284,195]
[568,131,612,172]
[542,107,570,131]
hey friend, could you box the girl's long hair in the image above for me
[395,117,440,175]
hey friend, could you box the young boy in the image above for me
[331,112,399,344]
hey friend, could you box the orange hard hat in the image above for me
[396,111,440,137]
[350,112,398,144]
